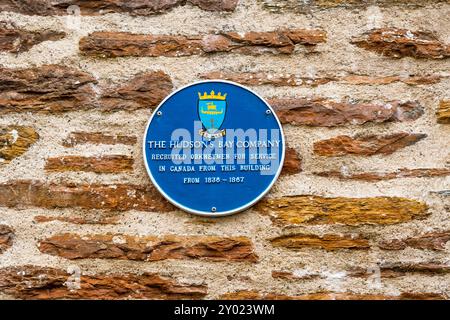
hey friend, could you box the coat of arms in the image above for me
[198,90,227,139]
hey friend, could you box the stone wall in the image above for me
[0,0,449,300]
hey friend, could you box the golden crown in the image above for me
[198,90,227,100]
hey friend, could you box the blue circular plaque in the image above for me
[143,80,285,216]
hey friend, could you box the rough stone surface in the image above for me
[34,215,119,225]
[62,132,137,147]
[275,262,450,281]
[352,28,450,59]
[45,155,134,173]
[259,0,450,13]
[379,232,450,251]
[270,234,370,251]
[0,225,14,254]
[99,71,173,111]
[270,99,424,126]
[313,133,427,156]
[0,126,39,164]
[0,27,65,53]
[200,71,335,86]
[79,30,326,58]
[281,147,302,175]
[0,180,173,212]
[0,0,238,15]
[378,263,450,277]
[200,71,445,86]
[437,100,450,124]
[256,195,429,226]
[350,262,450,278]
[315,168,450,181]
[272,270,322,280]
[0,66,172,113]
[0,65,97,113]
[220,290,445,300]
[0,0,449,301]
[0,266,207,299]
[339,74,446,85]
[39,234,258,262]
[435,190,450,197]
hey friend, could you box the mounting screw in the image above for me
[211,207,217,212]
[156,111,163,116]
[265,109,272,115]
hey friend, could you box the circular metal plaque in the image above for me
[143,80,285,216]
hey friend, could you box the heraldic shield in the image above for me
[198,90,227,139]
